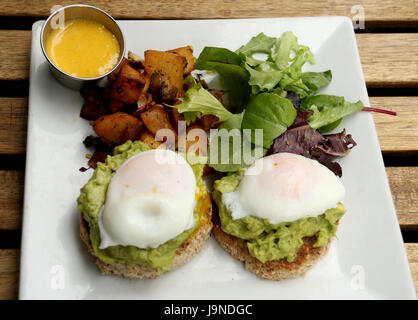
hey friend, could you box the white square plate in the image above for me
[20,17,416,299]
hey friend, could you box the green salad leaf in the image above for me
[301,71,332,95]
[244,62,282,91]
[277,42,315,96]
[235,32,276,56]
[208,112,265,172]
[195,47,243,68]
[211,63,251,112]
[271,31,299,69]
[195,48,251,112]
[285,44,315,75]
[188,32,364,168]
[167,77,233,124]
[318,118,342,133]
[208,113,244,172]
[241,93,297,148]
[283,70,332,98]
[301,94,364,130]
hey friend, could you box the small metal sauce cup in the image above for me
[40,4,126,90]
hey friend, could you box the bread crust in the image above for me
[80,204,212,279]
[212,213,331,281]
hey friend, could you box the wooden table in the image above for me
[0,1,417,300]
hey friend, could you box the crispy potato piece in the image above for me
[107,57,128,83]
[79,85,108,121]
[108,99,125,113]
[144,50,186,101]
[120,62,144,81]
[137,128,162,149]
[137,92,153,108]
[128,51,144,69]
[186,124,208,156]
[87,150,108,169]
[92,112,143,145]
[170,108,185,132]
[199,114,220,131]
[110,63,148,104]
[208,89,224,102]
[139,105,176,137]
[140,105,176,150]
[167,46,194,75]
[80,99,108,121]
[142,72,151,93]
[178,124,207,156]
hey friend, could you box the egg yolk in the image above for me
[190,191,211,238]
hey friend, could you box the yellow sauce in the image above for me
[190,191,211,239]
[45,19,120,78]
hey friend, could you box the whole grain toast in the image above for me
[212,212,331,281]
[80,204,212,279]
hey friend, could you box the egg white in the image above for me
[99,149,197,249]
[222,153,345,224]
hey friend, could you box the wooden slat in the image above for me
[0,98,27,155]
[370,96,418,154]
[0,30,30,81]
[386,167,418,229]
[0,167,416,230]
[0,245,416,299]
[0,0,417,26]
[357,34,418,88]
[0,31,418,87]
[405,243,418,296]
[0,249,19,300]
[0,171,23,231]
[0,96,417,155]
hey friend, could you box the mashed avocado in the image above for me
[77,140,207,272]
[213,172,346,263]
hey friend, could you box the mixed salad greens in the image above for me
[168,31,368,176]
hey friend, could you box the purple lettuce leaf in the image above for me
[266,111,356,177]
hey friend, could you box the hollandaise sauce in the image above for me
[45,19,120,78]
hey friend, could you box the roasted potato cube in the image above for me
[80,99,108,121]
[184,124,207,156]
[137,92,153,108]
[110,78,139,104]
[110,63,148,104]
[107,57,128,83]
[208,89,225,102]
[128,51,144,69]
[119,62,144,81]
[140,105,176,149]
[87,150,108,169]
[139,105,175,137]
[170,108,185,132]
[108,99,125,113]
[167,46,194,75]
[137,128,162,149]
[79,84,108,121]
[144,50,186,101]
[199,114,220,131]
[92,112,143,145]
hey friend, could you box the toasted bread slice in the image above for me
[212,213,331,281]
[80,204,212,279]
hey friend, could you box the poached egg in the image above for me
[99,149,197,249]
[222,152,345,224]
